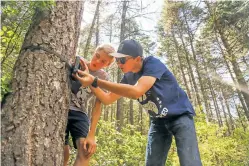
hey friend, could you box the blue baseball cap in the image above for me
[110,39,143,58]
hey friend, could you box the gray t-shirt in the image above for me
[70,69,109,114]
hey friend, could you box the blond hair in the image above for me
[96,43,115,65]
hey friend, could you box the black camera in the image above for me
[70,56,82,81]
[72,56,81,74]
[70,56,82,93]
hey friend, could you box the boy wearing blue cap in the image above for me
[74,39,202,166]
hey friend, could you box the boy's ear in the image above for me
[135,56,142,62]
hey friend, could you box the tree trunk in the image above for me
[182,12,207,115]
[171,31,191,100]
[110,69,115,122]
[95,4,100,47]
[207,100,214,121]
[218,28,249,118]
[116,70,124,132]
[116,0,128,132]
[219,95,231,135]
[106,106,109,121]
[208,3,249,119]
[139,105,143,133]
[212,25,249,119]
[222,91,235,131]
[1,2,83,165]
[178,26,202,111]
[126,104,129,125]
[206,1,249,121]
[102,105,106,120]
[223,55,249,119]
[207,74,223,126]
[111,103,114,122]
[232,97,246,131]
[168,52,177,76]
[242,56,249,69]
[201,54,214,122]
[108,15,113,43]
[129,99,134,125]
[188,68,196,103]
[84,0,101,58]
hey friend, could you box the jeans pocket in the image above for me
[172,114,194,129]
[186,113,193,120]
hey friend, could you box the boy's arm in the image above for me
[89,87,121,105]
[83,99,102,157]
[95,76,156,99]
[75,70,156,99]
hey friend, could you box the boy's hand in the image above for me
[69,57,88,66]
[83,135,97,158]
[79,58,89,73]
[73,70,94,87]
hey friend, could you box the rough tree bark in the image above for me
[1,1,83,165]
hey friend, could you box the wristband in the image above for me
[91,77,98,88]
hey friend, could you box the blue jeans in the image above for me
[145,114,202,166]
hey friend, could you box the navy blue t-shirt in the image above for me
[121,56,195,119]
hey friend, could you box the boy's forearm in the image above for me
[90,87,112,105]
[88,99,102,137]
[97,79,138,99]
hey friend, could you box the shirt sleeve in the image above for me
[120,75,128,84]
[98,70,109,81]
[102,71,109,81]
[142,57,166,80]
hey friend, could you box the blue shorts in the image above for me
[65,110,89,149]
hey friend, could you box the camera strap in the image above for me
[21,45,71,68]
